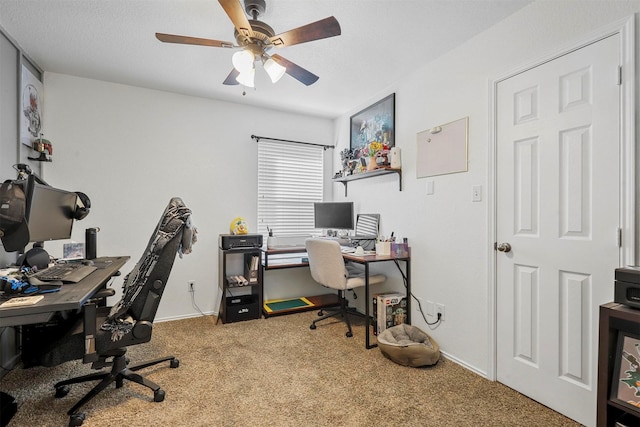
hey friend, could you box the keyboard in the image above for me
[30,263,97,283]
[340,246,356,253]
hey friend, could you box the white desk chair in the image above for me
[305,238,385,337]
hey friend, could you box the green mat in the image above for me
[264,297,314,313]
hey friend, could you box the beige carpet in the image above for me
[2,312,581,426]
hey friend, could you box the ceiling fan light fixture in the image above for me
[235,68,255,87]
[232,50,255,73]
[264,57,286,83]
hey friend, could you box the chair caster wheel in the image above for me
[170,358,180,368]
[317,310,324,316]
[154,389,165,402]
[346,331,353,338]
[310,324,316,330]
[69,413,85,426]
[55,385,70,398]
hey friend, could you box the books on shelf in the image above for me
[227,275,249,286]
[245,255,260,283]
[372,292,407,335]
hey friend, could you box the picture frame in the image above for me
[350,93,395,159]
[610,331,640,415]
[20,64,44,148]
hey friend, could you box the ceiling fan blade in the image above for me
[222,68,240,85]
[218,0,253,39]
[156,33,234,48]
[269,16,341,47]
[271,54,319,86]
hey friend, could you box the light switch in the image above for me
[426,180,434,195]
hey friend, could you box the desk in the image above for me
[343,251,411,349]
[262,248,340,316]
[264,248,411,349]
[0,256,129,328]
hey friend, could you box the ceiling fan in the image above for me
[155,0,341,87]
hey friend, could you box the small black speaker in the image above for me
[85,227,99,260]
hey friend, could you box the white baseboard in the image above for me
[440,350,488,379]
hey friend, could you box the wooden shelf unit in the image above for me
[597,302,640,426]
[218,247,263,324]
[333,168,401,196]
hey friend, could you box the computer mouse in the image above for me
[81,260,94,266]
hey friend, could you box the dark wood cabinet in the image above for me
[218,247,263,324]
[598,302,640,426]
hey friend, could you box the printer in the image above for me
[615,267,640,309]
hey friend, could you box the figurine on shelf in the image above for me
[375,149,390,167]
[340,148,354,175]
[28,134,53,162]
[349,159,358,175]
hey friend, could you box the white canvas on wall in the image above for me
[20,65,43,147]
[416,117,468,178]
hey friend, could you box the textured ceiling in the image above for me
[0,0,532,118]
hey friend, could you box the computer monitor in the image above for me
[25,175,78,243]
[313,202,354,231]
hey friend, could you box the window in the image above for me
[257,140,324,237]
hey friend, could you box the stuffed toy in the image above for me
[230,217,248,235]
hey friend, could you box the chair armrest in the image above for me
[91,288,115,300]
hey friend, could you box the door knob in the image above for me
[496,242,512,253]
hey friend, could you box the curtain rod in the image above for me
[251,135,334,150]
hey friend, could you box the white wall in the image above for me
[41,73,334,320]
[333,0,640,376]
[34,0,640,380]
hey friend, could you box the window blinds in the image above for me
[257,140,324,237]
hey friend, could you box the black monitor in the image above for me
[313,202,354,231]
[25,175,78,243]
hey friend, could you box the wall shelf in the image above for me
[333,168,402,196]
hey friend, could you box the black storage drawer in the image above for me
[225,294,260,322]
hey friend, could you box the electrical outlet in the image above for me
[188,280,195,293]
[472,185,482,202]
[436,303,445,321]
[426,300,435,317]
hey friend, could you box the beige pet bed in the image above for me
[377,324,440,367]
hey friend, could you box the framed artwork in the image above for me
[610,331,640,415]
[350,93,395,160]
[20,64,43,147]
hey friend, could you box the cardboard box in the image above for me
[373,292,407,335]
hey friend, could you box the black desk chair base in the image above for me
[55,351,179,427]
[310,290,365,338]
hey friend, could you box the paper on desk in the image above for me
[348,251,376,257]
[0,267,19,276]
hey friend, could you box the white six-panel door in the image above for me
[496,34,620,426]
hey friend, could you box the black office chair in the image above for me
[25,197,196,427]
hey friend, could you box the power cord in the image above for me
[189,287,206,317]
[394,259,442,328]
[413,295,442,326]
